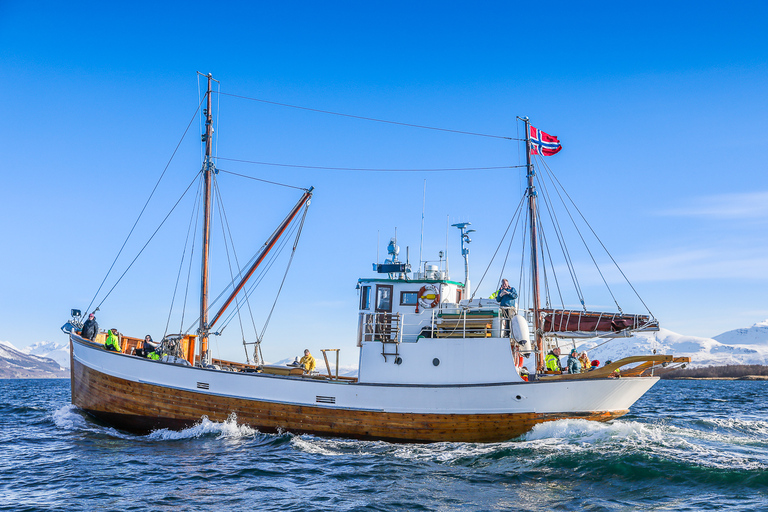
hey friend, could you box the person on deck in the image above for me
[104,328,122,352]
[299,349,316,373]
[545,347,562,372]
[567,349,582,374]
[494,279,518,336]
[136,335,159,358]
[81,313,99,341]
[579,352,592,372]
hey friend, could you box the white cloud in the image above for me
[661,191,768,220]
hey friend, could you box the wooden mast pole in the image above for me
[523,118,544,373]
[199,73,214,366]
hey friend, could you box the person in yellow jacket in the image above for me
[544,347,562,372]
[104,328,122,352]
[299,349,316,373]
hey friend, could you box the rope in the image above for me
[259,204,310,341]
[535,155,621,313]
[164,176,203,337]
[534,172,581,309]
[213,175,248,348]
[216,91,518,141]
[85,97,206,315]
[469,194,526,301]
[217,158,522,173]
[539,157,655,318]
[215,169,309,191]
[94,171,203,310]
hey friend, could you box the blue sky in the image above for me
[1,1,766,366]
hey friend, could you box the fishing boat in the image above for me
[63,74,688,443]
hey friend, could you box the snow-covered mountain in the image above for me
[575,321,768,367]
[713,320,768,346]
[0,341,69,378]
[21,341,70,369]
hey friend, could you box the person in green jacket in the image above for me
[545,347,562,372]
[104,328,121,352]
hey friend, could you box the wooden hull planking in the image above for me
[72,356,628,443]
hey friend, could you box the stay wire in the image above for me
[534,182,566,310]
[469,193,526,301]
[217,159,522,173]
[534,172,581,308]
[538,157,655,318]
[212,175,249,347]
[215,91,519,141]
[497,193,527,294]
[191,209,302,335]
[178,180,203,334]
[216,168,308,191]
[259,204,310,342]
[535,156,621,313]
[85,96,207,315]
[216,217,302,333]
[94,171,204,311]
[165,175,204,337]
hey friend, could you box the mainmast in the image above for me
[199,73,216,366]
[523,117,544,373]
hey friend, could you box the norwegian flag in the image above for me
[529,125,562,156]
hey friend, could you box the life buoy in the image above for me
[417,284,440,309]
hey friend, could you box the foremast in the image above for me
[199,72,217,366]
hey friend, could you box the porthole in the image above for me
[395,357,403,365]
[433,358,440,366]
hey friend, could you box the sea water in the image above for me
[0,379,766,511]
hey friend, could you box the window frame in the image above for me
[360,285,371,310]
[400,291,418,306]
[375,285,394,312]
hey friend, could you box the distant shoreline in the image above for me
[665,375,768,381]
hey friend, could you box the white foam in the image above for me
[146,413,257,441]
[51,404,88,431]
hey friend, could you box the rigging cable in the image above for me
[216,91,519,141]
[165,175,204,337]
[534,155,622,313]
[468,193,526,301]
[178,181,203,335]
[215,216,302,333]
[212,173,262,361]
[85,96,207,315]
[94,171,204,310]
[259,204,310,342]
[216,168,309,191]
[538,157,655,318]
[534,172,581,309]
[217,159,522,173]
[183,202,304,335]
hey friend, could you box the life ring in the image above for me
[417,284,440,309]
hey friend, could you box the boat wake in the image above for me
[290,417,768,475]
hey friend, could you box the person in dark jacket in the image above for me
[495,279,518,336]
[81,313,99,340]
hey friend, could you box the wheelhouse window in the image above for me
[360,285,371,310]
[375,285,393,312]
[400,291,418,306]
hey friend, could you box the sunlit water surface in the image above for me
[1,379,766,511]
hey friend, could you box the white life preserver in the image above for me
[417,284,440,309]
[511,314,532,354]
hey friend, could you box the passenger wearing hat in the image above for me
[104,328,122,352]
[567,348,582,374]
[81,313,99,341]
